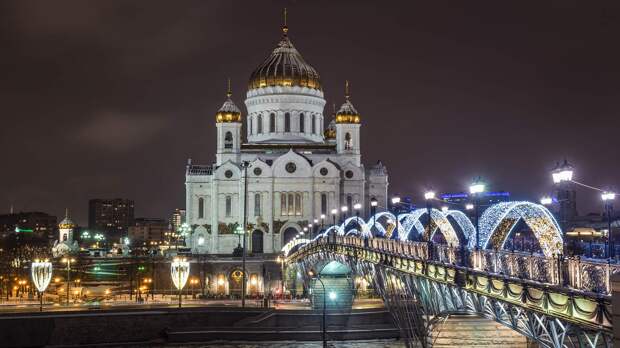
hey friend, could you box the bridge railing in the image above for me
[302,236,620,295]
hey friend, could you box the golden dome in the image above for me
[59,208,75,229]
[335,81,360,124]
[216,81,242,123]
[248,25,321,90]
[324,119,336,139]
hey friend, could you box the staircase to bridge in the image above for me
[287,236,616,348]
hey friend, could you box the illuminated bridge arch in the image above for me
[338,216,370,237]
[367,211,397,238]
[444,210,476,242]
[397,209,462,246]
[475,201,563,257]
[282,238,311,256]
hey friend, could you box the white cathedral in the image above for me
[185,22,388,257]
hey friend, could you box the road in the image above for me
[0,298,385,314]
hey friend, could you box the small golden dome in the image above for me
[324,119,336,139]
[216,80,242,123]
[335,80,360,124]
[59,208,75,229]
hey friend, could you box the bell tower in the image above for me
[216,79,242,165]
[335,81,361,166]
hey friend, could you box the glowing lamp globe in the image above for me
[171,258,190,290]
[31,260,53,293]
[540,197,553,205]
[424,191,435,200]
[602,192,616,201]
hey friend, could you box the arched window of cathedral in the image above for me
[225,196,232,217]
[299,113,305,133]
[321,193,327,215]
[346,195,353,213]
[312,114,316,134]
[285,112,291,132]
[270,113,276,132]
[287,193,295,215]
[249,117,253,135]
[224,131,233,149]
[257,114,263,134]
[198,197,204,219]
[280,194,287,216]
[344,132,352,150]
[254,193,261,216]
[295,193,302,215]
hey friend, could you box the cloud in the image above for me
[76,112,168,151]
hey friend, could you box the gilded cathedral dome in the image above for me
[248,24,321,90]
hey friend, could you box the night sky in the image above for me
[1,1,619,225]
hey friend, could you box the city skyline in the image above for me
[2,1,619,224]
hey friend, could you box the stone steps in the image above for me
[429,315,528,348]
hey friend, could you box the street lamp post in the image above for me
[61,257,75,306]
[424,191,435,241]
[320,214,326,230]
[340,206,348,224]
[308,269,328,348]
[331,209,337,242]
[31,260,52,312]
[391,196,401,239]
[171,257,190,308]
[469,178,486,249]
[370,198,378,235]
[602,192,615,259]
[353,203,362,233]
[241,161,249,307]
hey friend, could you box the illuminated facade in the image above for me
[185,23,389,258]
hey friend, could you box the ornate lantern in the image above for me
[31,259,53,311]
[171,257,190,308]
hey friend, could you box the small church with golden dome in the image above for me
[184,17,388,267]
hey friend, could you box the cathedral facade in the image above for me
[184,23,388,259]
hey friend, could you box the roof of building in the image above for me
[248,26,321,90]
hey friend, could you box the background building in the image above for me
[169,208,186,232]
[88,198,134,241]
[128,218,169,246]
[0,211,57,241]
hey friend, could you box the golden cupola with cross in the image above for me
[216,80,242,123]
[336,81,361,124]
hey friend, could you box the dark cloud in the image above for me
[1,0,619,224]
[76,112,169,151]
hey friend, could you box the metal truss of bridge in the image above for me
[284,201,618,348]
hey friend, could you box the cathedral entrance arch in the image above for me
[251,230,264,253]
[229,269,243,298]
[282,227,299,246]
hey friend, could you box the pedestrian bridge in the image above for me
[284,201,618,348]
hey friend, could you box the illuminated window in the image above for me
[312,114,316,134]
[288,193,294,215]
[225,196,232,217]
[270,113,275,132]
[254,193,261,216]
[295,193,302,215]
[281,194,287,215]
[257,114,263,134]
[198,198,204,219]
[224,131,233,149]
[285,113,291,132]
